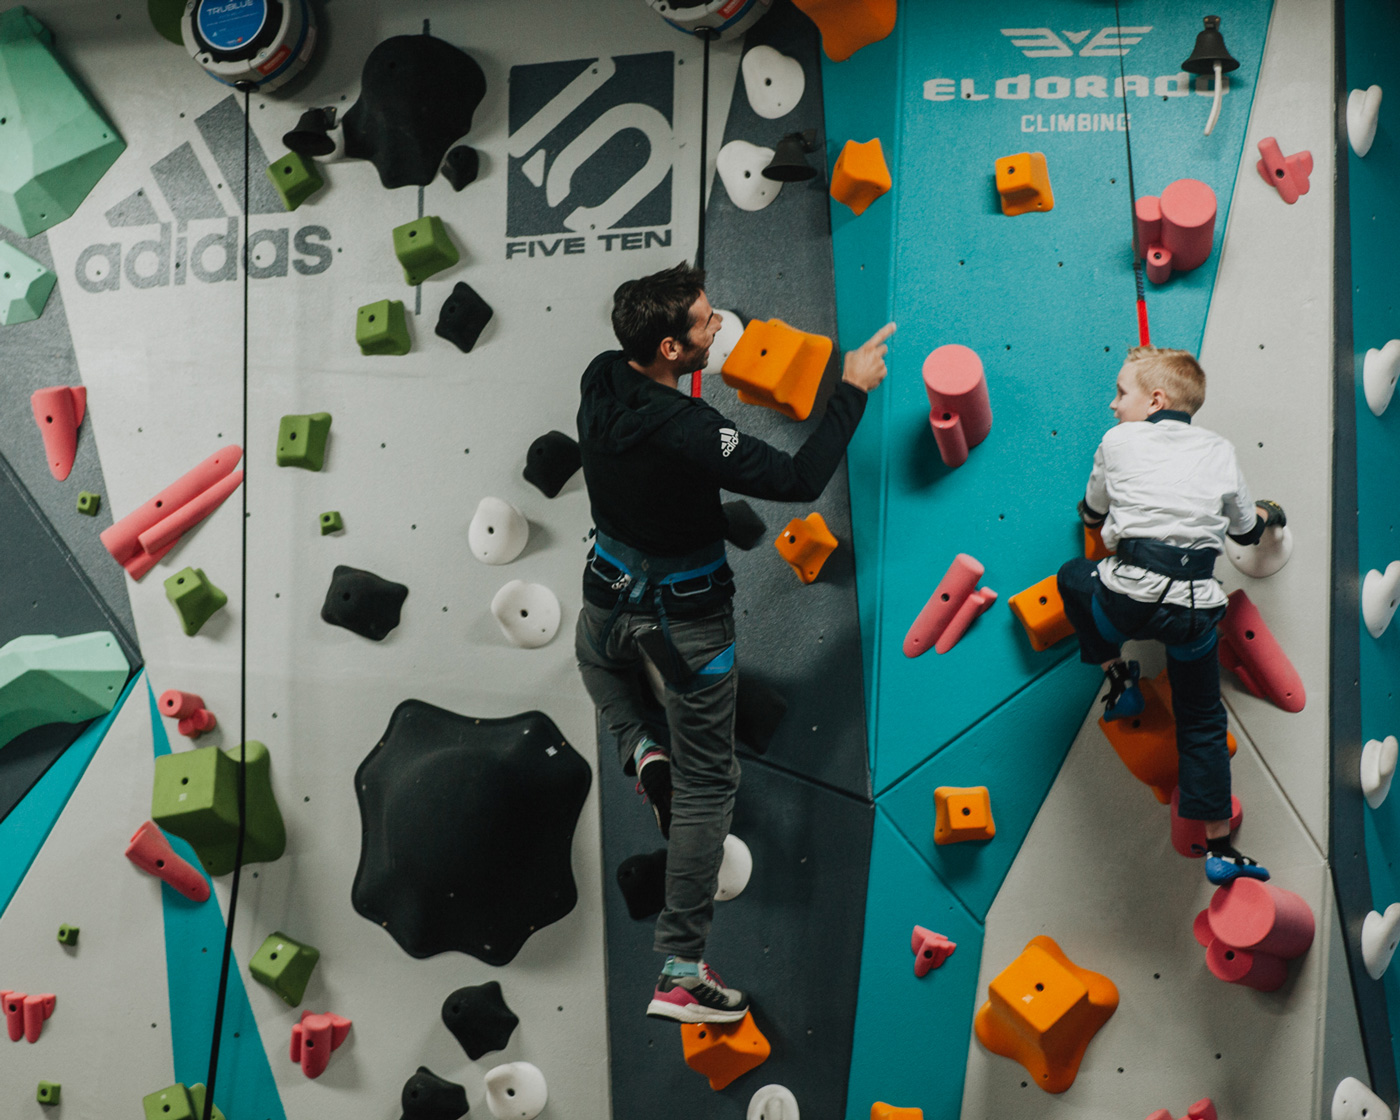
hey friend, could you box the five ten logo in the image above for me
[75,95,333,294]
[719,428,739,458]
[1000,27,1152,58]
[505,52,676,259]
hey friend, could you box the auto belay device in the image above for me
[183,0,317,92]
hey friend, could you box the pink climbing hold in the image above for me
[1216,589,1305,713]
[291,1010,352,1078]
[136,468,245,557]
[30,386,87,481]
[178,709,217,737]
[911,926,956,976]
[1134,179,1216,284]
[921,345,992,468]
[1256,137,1312,204]
[1,991,55,1043]
[125,820,211,903]
[1,991,23,1041]
[1146,1099,1218,1120]
[903,554,997,657]
[1204,939,1289,992]
[1169,788,1242,859]
[159,690,217,738]
[1194,879,1315,992]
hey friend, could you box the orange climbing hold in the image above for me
[791,0,897,62]
[681,1010,771,1091]
[871,1105,923,1120]
[1008,575,1074,653]
[975,935,1118,1094]
[1098,670,1236,803]
[934,786,994,845]
[1084,524,1112,560]
[722,318,834,422]
[775,512,838,584]
[830,138,892,216]
[995,152,1054,216]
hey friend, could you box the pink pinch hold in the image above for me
[291,1010,352,1078]
[1204,938,1288,992]
[30,387,87,481]
[178,709,217,738]
[933,587,997,655]
[904,554,996,657]
[922,344,992,469]
[125,820,211,903]
[1208,878,1315,960]
[136,469,245,556]
[1186,1100,1219,1120]
[911,925,956,977]
[2,991,24,1041]
[159,690,205,720]
[22,993,55,1042]
[1256,137,1313,204]
[1170,788,1243,859]
[1216,589,1306,712]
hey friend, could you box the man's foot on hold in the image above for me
[1102,659,1144,721]
[1199,840,1271,885]
[635,747,672,839]
[646,959,750,1024]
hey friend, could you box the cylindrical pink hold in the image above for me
[125,820,211,902]
[1134,195,1162,258]
[159,690,204,719]
[922,345,991,468]
[137,469,245,556]
[1170,788,1243,858]
[101,444,242,569]
[903,554,983,657]
[2,992,23,1041]
[934,587,997,655]
[1205,939,1288,991]
[22,994,54,1043]
[1159,179,1216,272]
[1145,244,1173,285]
[1192,907,1214,948]
[179,709,217,737]
[1208,878,1315,959]
[31,387,87,481]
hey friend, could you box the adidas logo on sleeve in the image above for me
[719,428,739,457]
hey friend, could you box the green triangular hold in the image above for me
[0,631,129,751]
[163,567,227,636]
[0,240,55,325]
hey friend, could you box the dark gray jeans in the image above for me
[575,599,739,959]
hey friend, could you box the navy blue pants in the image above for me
[1056,558,1231,821]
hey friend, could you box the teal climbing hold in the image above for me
[151,740,286,877]
[0,7,126,237]
[276,412,331,471]
[249,931,320,1005]
[356,299,411,355]
[0,631,128,751]
[0,241,55,325]
[163,567,227,636]
[393,215,459,285]
[265,151,324,212]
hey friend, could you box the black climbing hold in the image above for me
[283,107,337,158]
[441,145,480,192]
[342,36,486,189]
[441,980,519,1060]
[435,282,494,353]
[523,431,581,498]
[353,700,592,964]
[723,500,767,551]
[400,1066,468,1120]
[736,676,787,755]
[616,849,668,921]
[320,565,409,641]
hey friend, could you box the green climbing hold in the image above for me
[142,1084,222,1120]
[250,930,321,1005]
[393,215,459,285]
[356,299,411,356]
[36,1081,59,1105]
[163,567,227,636]
[151,740,286,877]
[0,7,126,237]
[56,923,78,946]
[0,240,55,325]
[0,631,128,751]
[265,150,324,212]
[76,490,100,516]
[319,510,344,535]
[188,1084,224,1120]
[276,412,332,471]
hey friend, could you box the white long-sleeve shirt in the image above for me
[1084,411,1257,609]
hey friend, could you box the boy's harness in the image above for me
[1100,538,1220,657]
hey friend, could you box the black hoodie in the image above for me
[576,350,867,570]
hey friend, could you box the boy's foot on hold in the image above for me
[635,747,672,839]
[1102,659,1144,721]
[1196,840,1271,885]
[647,959,750,1024]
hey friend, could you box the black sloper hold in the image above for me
[722,500,767,551]
[353,701,593,964]
[735,676,787,755]
[321,565,409,641]
[441,981,519,1060]
[435,282,494,353]
[342,36,486,189]
[442,145,480,191]
[523,431,581,498]
[401,1066,468,1120]
[616,849,667,921]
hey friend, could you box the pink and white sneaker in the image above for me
[646,961,750,1023]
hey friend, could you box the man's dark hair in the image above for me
[611,261,706,365]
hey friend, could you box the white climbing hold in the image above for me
[714,833,753,901]
[483,1061,548,1120]
[1364,340,1400,417]
[1333,1075,1392,1120]
[742,45,805,119]
[1364,903,1400,979]
[717,140,781,211]
[1362,561,1400,638]
[748,1083,800,1120]
[703,309,745,376]
[1362,735,1398,809]
[1224,523,1292,579]
[469,497,529,565]
[1348,85,1383,158]
[490,581,560,649]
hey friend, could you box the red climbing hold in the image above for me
[911,926,956,976]
[921,345,992,468]
[124,820,211,903]
[30,387,86,481]
[1255,137,1312,204]
[291,1010,352,1078]
[1216,589,1305,712]
[1,991,55,1043]
[903,554,996,657]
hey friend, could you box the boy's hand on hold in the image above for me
[842,322,897,392]
[1256,499,1287,529]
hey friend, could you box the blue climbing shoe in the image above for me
[1204,851,1271,885]
[1102,659,1144,721]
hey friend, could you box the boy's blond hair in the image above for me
[1125,345,1206,414]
